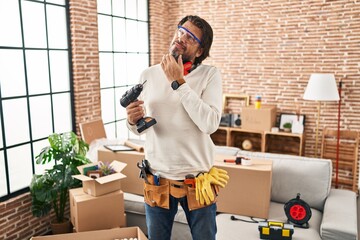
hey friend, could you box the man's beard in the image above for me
[169,42,191,63]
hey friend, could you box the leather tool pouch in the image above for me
[143,174,220,211]
[187,184,219,211]
[143,181,170,209]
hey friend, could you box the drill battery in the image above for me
[258,221,294,240]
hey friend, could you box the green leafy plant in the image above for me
[283,122,292,129]
[30,132,91,224]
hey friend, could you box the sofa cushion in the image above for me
[215,146,240,156]
[236,150,332,211]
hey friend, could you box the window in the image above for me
[97,0,149,140]
[0,0,73,200]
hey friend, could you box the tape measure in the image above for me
[258,221,294,240]
[284,193,312,228]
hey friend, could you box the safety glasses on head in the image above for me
[177,26,202,46]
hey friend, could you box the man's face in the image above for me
[169,21,203,63]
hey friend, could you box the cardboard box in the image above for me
[30,227,148,240]
[214,155,272,218]
[69,188,126,232]
[73,161,127,196]
[98,147,145,195]
[241,105,277,131]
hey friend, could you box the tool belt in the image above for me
[143,174,218,211]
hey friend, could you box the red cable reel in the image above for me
[284,193,312,228]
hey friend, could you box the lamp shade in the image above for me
[303,73,340,101]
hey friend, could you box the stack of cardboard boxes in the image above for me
[70,161,128,232]
[31,160,148,240]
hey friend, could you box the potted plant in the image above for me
[283,122,292,132]
[30,131,91,234]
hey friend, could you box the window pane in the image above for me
[126,19,138,52]
[137,0,148,21]
[98,0,148,142]
[8,144,33,192]
[113,0,125,17]
[126,53,148,85]
[125,0,137,19]
[104,123,115,139]
[30,95,53,140]
[116,120,128,139]
[53,93,72,134]
[3,98,30,146]
[97,0,111,14]
[101,88,115,123]
[98,15,113,51]
[0,113,2,148]
[50,50,70,92]
[22,0,47,48]
[46,0,65,5]
[26,50,50,95]
[0,49,26,98]
[138,21,149,52]
[114,53,127,86]
[0,152,7,198]
[33,139,54,174]
[99,52,114,88]
[47,5,68,49]
[113,17,126,52]
[0,0,22,47]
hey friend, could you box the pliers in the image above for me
[137,159,151,184]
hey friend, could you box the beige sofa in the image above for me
[124,148,358,240]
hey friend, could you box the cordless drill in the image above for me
[120,80,156,133]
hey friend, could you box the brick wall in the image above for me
[1,0,359,239]
[149,0,360,158]
[0,193,70,240]
[70,0,102,135]
[148,0,360,189]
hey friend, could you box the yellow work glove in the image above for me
[195,168,230,206]
[195,173,216,205]
[208,167,229,188]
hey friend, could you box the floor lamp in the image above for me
[303,73,339,158]
[335,80,342,188]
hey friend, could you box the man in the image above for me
[126,15,225,240]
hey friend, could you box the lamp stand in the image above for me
[315,101,321,158]
[335,80,342,188]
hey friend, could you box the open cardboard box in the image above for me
[30,227,147,240]
[98,147,145,195]
[73,161,127,197]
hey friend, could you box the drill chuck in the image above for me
[120,84,143,107]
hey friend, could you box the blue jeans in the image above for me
[145,194,217,240]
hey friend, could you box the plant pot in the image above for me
[284,128,291,133]
[51,218,72,235]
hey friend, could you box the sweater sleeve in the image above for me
[175,67,222,134]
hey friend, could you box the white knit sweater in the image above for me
[127,64,222,180]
